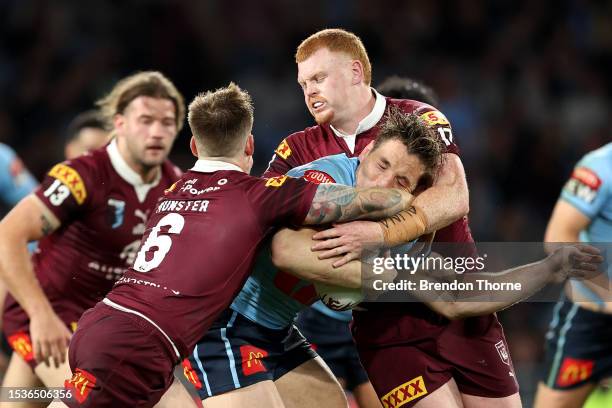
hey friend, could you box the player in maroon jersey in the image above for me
[262,29,517,407]
[50,83,414,408]
[0,71,190,402]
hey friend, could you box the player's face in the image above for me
[65,128,109,159]
[115,96,178,169]
[356,139,426,192]
[297,48,353,126]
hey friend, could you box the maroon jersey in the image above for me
[10,141,181,312]
[105,160,318,358]
[264,96,473,246]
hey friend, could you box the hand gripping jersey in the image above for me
[105,160,318,359]
[0,143,37,209]
[264,92,473,248]
[5,141,181,313]
[230,153,359,329]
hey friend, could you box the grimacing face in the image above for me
[356,139,426,192]
[297,47,354,126]
[114,96,178,171]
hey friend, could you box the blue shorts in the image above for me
[543,300,612,390]
[296,307,369,391]
[184,309,317,400]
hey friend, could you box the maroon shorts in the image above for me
[352,304,518,408]
[62,303,177,408]
[2,293,82,369]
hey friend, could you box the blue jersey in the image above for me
[561,143,612,242]
[230,154,358,329]
[560,143,612,304]
[0,143,37,208]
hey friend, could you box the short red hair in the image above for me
[295,28,372,85]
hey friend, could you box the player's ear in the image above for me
[350,59,364,85]
[190,136,199,157]
[113,113,124,133]
[245,134,255,157]
[359,140,375,160]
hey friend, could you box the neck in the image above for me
[199,156,246,172]
[116,140,160,184]
[332,86,375,135]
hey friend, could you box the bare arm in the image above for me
[0,194,71,366]
[412,153,469,233]
[543,199,589,251]
[303,184,413,225]
[417,245,601,319]
[271,228,363,288]
[309,154,469,265]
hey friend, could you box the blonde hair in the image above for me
[97,71,185,132]
[295,28,372,85]
[187,82,254,157]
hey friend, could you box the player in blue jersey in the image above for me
[182,109,443,408]
[534,142,612,408]
[0,144,37,211]
[0,143,37,379]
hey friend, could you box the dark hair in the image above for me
[65,110,106,142]
[188,82,254,157]
[377,76,439,107]
[374,107,444,185]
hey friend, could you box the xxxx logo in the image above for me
[275,139,292,160]
[65,368,97,403]
[265,175,288,188]
[381,376,428,408]
[48,163,87,204]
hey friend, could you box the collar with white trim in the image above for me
[330,88,387,138]
[191,159,244,173]
[107,139,162,202]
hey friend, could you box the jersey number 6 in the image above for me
[133,213,185,273]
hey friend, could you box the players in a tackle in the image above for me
[52,83,416,408]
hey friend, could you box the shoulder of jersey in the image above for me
[387,97,434,114]
[287,124,331,144]
[578,143,612,178]
[161,160,183,181]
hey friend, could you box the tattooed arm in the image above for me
[0,195,71,367]
[303,184,413,225]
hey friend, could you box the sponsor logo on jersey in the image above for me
[8,332,34,362]
[265,175,288,188]
[48,163,87,204]
[381,375,428,408]
[564,167,602,204]
[419,110,450,126]
[303,170,336,184]
[65,368,97,403]
[182,359,202,390]
[556,357,594,387]
[495,340,510,366]
[275,139,292,160]
[240,345,269,376]
[164,182,177,195]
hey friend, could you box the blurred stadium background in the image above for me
[0,1,610,406]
